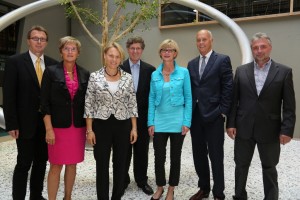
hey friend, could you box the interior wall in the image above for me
[4,0,68,59]
[72,15,300,138]
[0,1,69,105]
[1,1,299,138]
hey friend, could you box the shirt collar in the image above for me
[200,50,213,59]
[254,58,272,71]
[29,50,44,63]
[129,59,140,67]
[157,61,178,74]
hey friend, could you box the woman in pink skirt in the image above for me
[41,36,90,200]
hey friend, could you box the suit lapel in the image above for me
[245,62,258,96]
[55,63,70,99]
[201,52,216,80]
[76,65,84,91]
[259,62,278,96]
[44,56,52,67]
[24,52,40,87]
[136,61,147,94]
[122,60,131,74]
[192,56,201,83]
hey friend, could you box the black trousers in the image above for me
[153,133,185,186]
[13,114,48,200]
[93,116,131,200]
[125,118,150,186]
[190,107,225,199]
[234,137,280,200]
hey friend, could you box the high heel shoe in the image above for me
[150,190,164,200]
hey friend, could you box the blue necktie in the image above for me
[132,64,139,92]
[199,56,206,79]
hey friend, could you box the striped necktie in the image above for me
[199,56,206,79]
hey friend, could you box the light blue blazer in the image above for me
[148,61,192,127]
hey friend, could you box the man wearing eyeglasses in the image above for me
[121,36,155,196]
[3,25,58,200]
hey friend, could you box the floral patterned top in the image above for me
[84,67,138,120]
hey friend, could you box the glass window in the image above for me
[161,3,197,26]
[160,0,299,27]
[0,2,20,87]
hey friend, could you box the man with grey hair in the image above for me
[227,32,296,200]
[122,36,155,195]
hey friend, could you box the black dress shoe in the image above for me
[189,189,209,200]
[139,183,154,195]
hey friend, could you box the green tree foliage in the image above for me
[59,0,167,55]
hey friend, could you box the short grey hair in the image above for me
[251,32,272,46]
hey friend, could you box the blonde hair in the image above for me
[158,39,179,59]
[59,36,81,53]
[103,42,125,65]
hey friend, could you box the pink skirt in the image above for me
[48,124,86,165]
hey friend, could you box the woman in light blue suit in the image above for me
[148,39,192,200]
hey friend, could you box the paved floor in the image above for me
[0,135,299,200]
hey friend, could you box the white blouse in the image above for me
[106,79,120,94]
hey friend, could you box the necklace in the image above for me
[67,71,73,74]
[105,67,119,76]
[162,69,173,77]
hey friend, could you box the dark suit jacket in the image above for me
[3,51,58,139]
[41,62,90,128]
[227,61,296,142]
[187,51,233,122]
[122,59,155,124]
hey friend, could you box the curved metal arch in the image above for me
[0,0,60,32]
[0,0,252,63]
[0,0,60,129]
[171,0,252,64]
[0,0,252,129]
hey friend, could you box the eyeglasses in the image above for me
[62,47,78,52]
[129,47,142,51]
[160,49,176,53]
[30,37,47,42]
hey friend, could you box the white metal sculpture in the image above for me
[0,0,252,129]
[171,0,252,64]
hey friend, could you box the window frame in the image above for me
[159,0,300,29]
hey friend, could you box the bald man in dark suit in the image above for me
[227,32,296,200]
[188,29,233,200]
